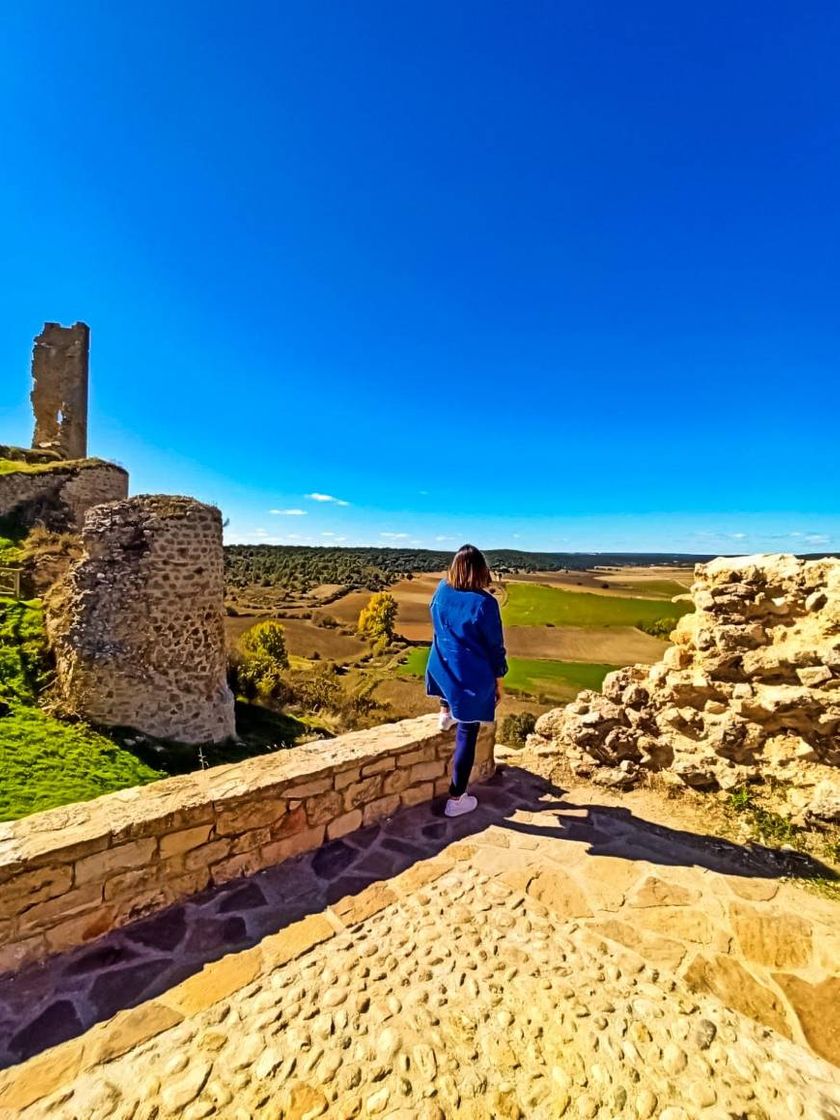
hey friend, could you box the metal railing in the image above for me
[0,567,22,599]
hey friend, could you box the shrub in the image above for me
[288,663,342,712]
[499,711,537,748]
[636,617,676,640]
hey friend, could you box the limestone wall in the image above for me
[531,554,840,822]
[0,715,495,973]
[47,495,235,744]
[0,459,128,533]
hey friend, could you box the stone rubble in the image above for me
[529,554,840,822]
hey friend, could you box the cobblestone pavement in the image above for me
[1,759,839,1119]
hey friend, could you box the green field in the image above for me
[502,582,691,628]
[399,646,618,702]
[610,579,690,599]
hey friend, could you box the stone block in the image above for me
[0,1033,85,1111]
[85,1001,184,1066]
[401,782,434,808]
[163,947,263,1017]
[684,952,792,1038]
[0,934,46,977]
[270,803,309,838]
[215,799,282,837]
[74,838,157,886]
[362,794,401,826]
[409,760,444,784]
[305,790,344,826]
[261,825,325,867]
[44,906,118,955]
[331,882,398,927]
[17,881,103,934]
[0,865,72,921]
[209,848,269,887]
[360,756,396,777]
[773,973,840,1067]
[730,903,813,969]
[382,767,413,795]
[159,824,212,859]
[334,766,362,790]
[284,776,333,799]
[343,775,384,810]
[184,837,231,871]
[399,744,438,766]
[261,913,335,967]
[327,809,363,840]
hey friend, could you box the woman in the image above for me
[426,544,508,817]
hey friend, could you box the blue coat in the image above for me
[425,580,508,723]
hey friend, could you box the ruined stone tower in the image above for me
[48,495,236,744]
[31,321,89,460]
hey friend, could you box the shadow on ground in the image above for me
[1,763,835,1068]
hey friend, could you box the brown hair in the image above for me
[447,544,492,591]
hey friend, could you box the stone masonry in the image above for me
[31,322,89,460]
[0,458,128,533]
[0,715,495,974]
[0,757,838,1118]
[531,554,840,822]
[46,495,235,745]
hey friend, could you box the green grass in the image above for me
[502,582,692,629]
[399,646,619,701]
[611,579,690,599]
[0,597,50,702]
[0,705,163,822]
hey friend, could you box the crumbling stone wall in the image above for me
[47,495,235,744]
[30,322,89,460]
[530,554,840,822]
[0,459,128,534]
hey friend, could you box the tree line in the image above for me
[224,545,703,594]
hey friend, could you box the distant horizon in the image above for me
[222,539,839,561]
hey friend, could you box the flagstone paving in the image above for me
[1,757,839,1119]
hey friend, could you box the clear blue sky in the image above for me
[1,2,838,554]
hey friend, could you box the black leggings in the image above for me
[450,721,479,796]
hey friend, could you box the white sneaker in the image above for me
[438,710,457,731]
[445,793,478,817]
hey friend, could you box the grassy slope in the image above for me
[0,706,161,822]
[502,582,691,628]
[0,594,163,821]
[399,646,618,701]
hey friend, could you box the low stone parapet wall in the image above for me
[0,715,494,974]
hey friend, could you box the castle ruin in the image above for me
[47,495,236,744]
[30,322,90,461]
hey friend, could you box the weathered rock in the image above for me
[532,555,840,810]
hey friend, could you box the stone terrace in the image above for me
[1,745,839,1119]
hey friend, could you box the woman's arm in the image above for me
[480,595,508,681]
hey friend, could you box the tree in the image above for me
[240,620,289,668]
[357,591,398,643]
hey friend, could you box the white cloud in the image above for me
[321,531,335,537]
[380,532,409,540]
[270,508,307,516]
[730,533,747,540]
[804,533,830,545]
[434,535,452,542]
[306,492,350,506]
